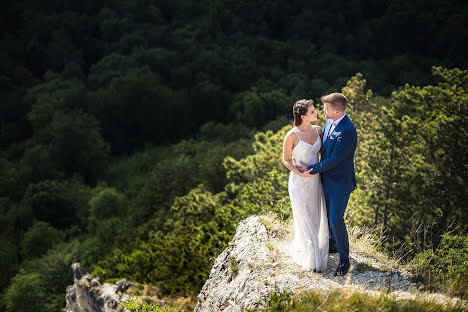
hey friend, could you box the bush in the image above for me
[259,288,465,312]
[4,271,48,312]
[3,238,87,311]
[89,187,127,220]
[21,221,64,259]
[120,297,179,312]
[412,234,468,298]
[38,110,110,185]
[0,238,18,291]
[18,179,91,229]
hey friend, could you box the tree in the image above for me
[18,144,63,184]
[20,221,64,259]
[229,91,264,126]
[89,187,127,221]
[87,187,129,252]
[38,110,110,185]
[0,238,18,291]
[4,271,48,312]
[346,67,468,256]
[18,179,91,230]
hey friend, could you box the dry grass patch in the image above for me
[259,213,292,239]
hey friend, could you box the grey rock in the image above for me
[72,262,87,280]
[115,279,131,294]
[62,263,132,312]
[194,215,461,311]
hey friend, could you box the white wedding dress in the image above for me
[288,127,329,271]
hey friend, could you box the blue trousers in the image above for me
[324,190,350,264]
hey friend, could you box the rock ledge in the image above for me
[195,215,460,311]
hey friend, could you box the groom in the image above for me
[298,93,357,276]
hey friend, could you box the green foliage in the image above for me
[0,157,20,200]
[20,221,64,259]
[1,0,467,152]
[120,297,178,312]
[128,137,254,225]
[23,73,85,130]
[18,179,91,229]
[18,144,63,185]
[260,288,465,312]
[196,122,253,142]
[93,127,292,294]
[341,68,468,263]
[0,238,18,291]
[3,238,87,311]
[93,186,234,293]
[189,81,232,123]
[89,187,127,220]
[229,256,239,278]
[27,94,63,131]
[385,67,466,254]
[2,65,467,305]
[3,271,48,312]
[260,285,292,312]
[37,110,110,185]
[24,240,82,294]
[230,91,265,126]
[18,180,74,229]
[412,234,468,298]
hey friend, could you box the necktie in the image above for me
[329,123,335,137]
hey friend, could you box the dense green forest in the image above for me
[0,0,467,311]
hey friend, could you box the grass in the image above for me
[347,225,402,271]
[257,214,467,305]
[353,262,387,274]
[118,282,196,311]
[120,297,179,312]
[259,288,467,312]
[259,214,397,268]
[259,213,291,239]
[229,256,240,278]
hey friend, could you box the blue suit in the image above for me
[307,114,357,263]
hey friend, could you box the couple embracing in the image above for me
[282,93,357,276]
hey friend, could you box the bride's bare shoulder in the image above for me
[284,128,298,142]
[285,127,298,136]
[313,125,323,138]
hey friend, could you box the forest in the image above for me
[0,0,467,311]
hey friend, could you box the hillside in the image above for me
[195,215,465,311]
[60,214,465,312]
[1,69,467,311]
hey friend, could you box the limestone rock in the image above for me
[195,215,459,311]
[63,263,131,312]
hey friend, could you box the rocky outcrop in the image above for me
[62,263,131,312]
[195,215,458,312]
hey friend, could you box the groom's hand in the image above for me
[297,161,308,173]
[297,162,317,177]
[298,168,315,177]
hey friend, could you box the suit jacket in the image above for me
[307,115,357,195]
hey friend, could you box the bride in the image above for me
[282,99,329,272]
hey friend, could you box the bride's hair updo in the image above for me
[292,99,314,126]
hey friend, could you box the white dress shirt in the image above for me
[330,113,346,134]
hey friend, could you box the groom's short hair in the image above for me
[322,93,347,112]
